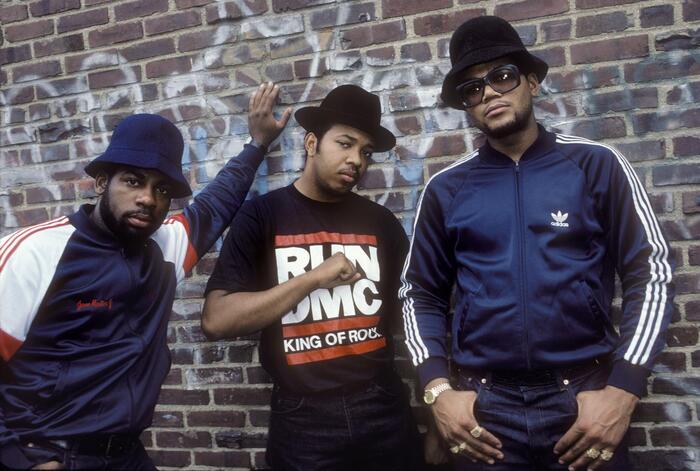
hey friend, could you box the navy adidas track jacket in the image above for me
[400,127,674,397]
[0,145,264,467]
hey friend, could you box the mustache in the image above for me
[123,209,154,220]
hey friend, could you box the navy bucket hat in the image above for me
[84,114,192,198]
[441,15,548,110]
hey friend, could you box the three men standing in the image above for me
[401,15,674,471]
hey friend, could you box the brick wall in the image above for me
[1,0,698,469]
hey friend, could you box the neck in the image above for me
[294,173,345,203]
[89,199,114,236]
[487,118,539,163]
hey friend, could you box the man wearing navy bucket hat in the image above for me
[0,83,290,470]
[401,16,674,471]
[202,84,422,470]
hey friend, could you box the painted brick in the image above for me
[272,0,334,13]
[12,60,61,83]
[495,0,569,21]
[633,108,700,134]
[656,29,700,52]
[33,33,84,58]
[583,88,658,115]
[145,56,195,78]
[145,11,202,36]
[205,0,268,23]
[35,76,88,98]
[625,55,700,83]
[310,2,375,29]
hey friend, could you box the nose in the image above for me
[481,82,501,103]
[346,148,362,168]
[135,186,156,208]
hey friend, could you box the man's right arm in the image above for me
[203,252,360,339]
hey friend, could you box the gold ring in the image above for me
[450,444,461,454]
[600,450,614,461]
[585,448,601,460]
[459,442,468,451]
[470,425,483,439]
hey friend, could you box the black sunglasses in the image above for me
[456,64,522,108]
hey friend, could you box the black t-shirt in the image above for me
[206,184,409,393]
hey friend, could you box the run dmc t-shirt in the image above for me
[206,184,409,393]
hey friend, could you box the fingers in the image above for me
[554,421,584,457]
[277,107,293,129]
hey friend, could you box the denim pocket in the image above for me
[270,391,305,415]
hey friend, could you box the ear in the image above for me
[94,173,109,196]
[527,72,540,97]
[304,132,318,158]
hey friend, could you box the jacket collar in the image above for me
[478,124,557,166]
[69,204,123,249]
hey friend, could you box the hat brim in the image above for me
[85,148,192,198]
[295,107,396,152]
[441,47,549,110]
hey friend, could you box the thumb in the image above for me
[277,107,292,128]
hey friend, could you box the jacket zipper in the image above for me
[514,162,531,369]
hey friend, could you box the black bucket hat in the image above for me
[441,15,549,110]
[84,114,191,198]
[295,84,396,152]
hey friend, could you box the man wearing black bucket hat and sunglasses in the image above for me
[0,83,290,470]
[202,84,422,470]
[401,15,673,471]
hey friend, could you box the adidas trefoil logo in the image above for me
[550,210,570,228]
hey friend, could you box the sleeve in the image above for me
[205,199,266,295]
[0,222,72,467]
[152,144,265,283]
[378,213,409,337]
[593,147,675,397]
[399,182,457,390]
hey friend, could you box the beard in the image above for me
[474,100,534,139]
[98,188,159,247]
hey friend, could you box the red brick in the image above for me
[184,367,243,385]
[157,388,210,405]
[310,2,375,29]
[29,0,80,17]
[156,431,212,449]
[329,51,362,72]
[294,57,328,79]
[673,136,700,157]
[382,0,451,18]
[633,402,692,423]
[115,0,169,21]
[494,0,569,22]
[576,11,630,37]
[413,8,485,36]
[400,42,431,62]
[689,247,700,266]
[146,56,195,78]
[145,10,201,36]
[151,411,184,428]
[205,0,268,23]
[271,32,333,58]
[9,208,49,228]
[0,4,28,24]
[187,410,245,427]
[5,19,54,42]
[641,5,674,28]
[566,116,627,140]
[575,0,638,8]
[626,55,700,83]
[65,49,119,73]
[194,451,250,468]
[542,19,571,42]
[615,140,666,162]
[667,82,700,105]
[12,60,61,83]
[653,163,700,186]
[263,63,294,82]
[341,20,406,49]
[656,29,700,52]
[177,27,237,52]
[583,88,658,115]
[121,38,176,61]
[37,119,89,143]
[272,0,334,12]
[57,8,109,33]
[88,22,143,48]
[26,183,75,203]
[149,450,190,469]
[685,0,700,21]
[88,66,142,90]
[0,45,32,65]
[33,33,84,58]
[532,46,565,67]
[633,108,700,134]
[213,387,271,405]
[571,35,649,64]
[682,191,700,214]
[366,46,395,66]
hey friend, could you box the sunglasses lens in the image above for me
[459,82,484,107]
[488,66,520,94]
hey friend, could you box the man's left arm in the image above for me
[555,146,675,469]
[153,83,291,280]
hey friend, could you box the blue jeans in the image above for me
[453,365,632,471]
[6,438,156,470]
[266,373,422,471]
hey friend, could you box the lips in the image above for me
[125,212,153,229]
[484,103,509,118]
[338,169,358,184]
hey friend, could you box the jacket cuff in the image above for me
[0,441,32,469]
[240,143,266,165]
[417,357,450,391]
[607,360,650,398]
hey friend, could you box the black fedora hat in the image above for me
[441,15,548,110]
[84,114,192,198]
[295,84,396,152]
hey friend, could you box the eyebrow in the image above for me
[338,134,375,149]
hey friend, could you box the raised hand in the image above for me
[309,252,361,289]
[248,82,292,148]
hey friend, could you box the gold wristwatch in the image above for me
[423,382,452,405]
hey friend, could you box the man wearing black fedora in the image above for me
[0,83,290,469]
[202,84,422,470]
[401,15,673,471]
